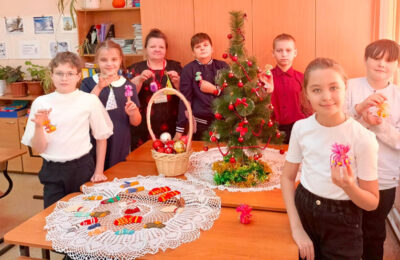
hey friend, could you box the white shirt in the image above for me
[21,90,113,162]
[286,114,378,200]
[346,77,400,189]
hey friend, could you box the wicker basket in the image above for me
[147,88,193,177]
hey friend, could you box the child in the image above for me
[81,40,141,170]
[174,33,228,140]
[21,52,113,208]
[271,33,308,144]
[346,39,400,260]
[281,58,379,259]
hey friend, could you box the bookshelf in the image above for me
[76,7,144,66]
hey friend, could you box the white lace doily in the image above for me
[185,147,286,192]
[45,176,221,260]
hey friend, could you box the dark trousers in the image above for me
[295,183,363,260]
[362,187,396,260]
[193,120,213,141]
[278,123,294,144]
[38,153,94,208]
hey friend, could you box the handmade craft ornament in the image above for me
[195,71,202,83]
[64,204,83,212]
[150,81,158,92]
[120,181,139,188]
[90,211,110,218]
[125,84,133,101]
[234,98,248,107]
[83,195,103,201]
[80,217,98,226]
[115,228,135,235]
[264,64,273,78]
[149,186,172,195]
[88,223,101,230]
[43,120,56,133]
[158,190,181,202]
[330,143,351,167]
[160,132,172,143]
[126,186,145,193]
[114,215,143,226]
[143,221,166,229]
[74,212,91,217]
[88,226,107,237]
[376,102,389,118]
[124,207,140,214]
[101,196,120,204]
[236,204,252,224]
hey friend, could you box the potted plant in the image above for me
[4,66,27,97]
[0,66,7,96]
[25,61,54,95]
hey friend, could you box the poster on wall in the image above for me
[0,42,7,59]
[49,41,70,58]
[19,41,40,59]
[34,16,54,34]
[61,16,76,33]
[4,17,24,33]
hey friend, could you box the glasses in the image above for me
[53,72,78,79]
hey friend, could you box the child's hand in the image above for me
[292,227,315,260]
[355,93,386,115]
[167,70,180,87]
[258,72,274,93]
[361,109,383,126]
[125,100,139,117]
[139,69,154,82]
[331,164,355,190]
[200,80,217,94]
[98,74,117,90]
[31,109,51,127]
[173,132,183,141]
[91,170,107,183]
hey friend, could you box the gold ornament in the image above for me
[173,140,186,153]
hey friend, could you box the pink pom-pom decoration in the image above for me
[330,143,351,167]
[125,85,133,99]
[236,204,252,224]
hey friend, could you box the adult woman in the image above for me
[128,29,182,149]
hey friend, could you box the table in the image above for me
[4,193,297,259]
[0,148,26,199]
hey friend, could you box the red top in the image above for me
[271,66,306,125]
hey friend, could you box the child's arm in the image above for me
[367,118,400,150]
[331,165,379,211]
[91,139,107,183]
[90,75,118,96]
[125,100,142,126]
[281,162,315,260]
[354,93,387,116]
[131,70,153,93]
[30,109,50,153]
[199,80,219,94]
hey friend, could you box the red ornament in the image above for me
[222,53,228,59]
[257,81,263,87]
[268,120,274,127]
[254,154,259,160]
[152,139,163,150]
[238,136,244,143]
[228,72,234,78]
[213,89,219,95]
[180,135,189,144]
[276,131,281,138]
[209,131,213,136]
[165,140,175,148]
[222,81,228,88]
[279,149,285,155]
[215,113,223,120]
[203,146,209,151]
[164,147,173,154]
[227,34,233,39]
[268,104,274,110]
[230,157,236,164]
[232,55,238,62]
[210,136,217,142]
[257,153,263,158]
[157,147,165,153]
[237,80,244,88]
[228,104,234,111]
[260,119,265,125]
[247,60,253,67]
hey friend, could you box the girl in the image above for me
[21,52,113,208]
[281,58,379,260]
[346,39,400,260]
[81,40,141,170]
[128,29,182,149]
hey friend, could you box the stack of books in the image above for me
[111,38,135,54]
[133,0,140,7]
[132,24,143,53]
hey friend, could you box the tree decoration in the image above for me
[203,11,281,187]
[222,53,228,59]
[236,204,252,224]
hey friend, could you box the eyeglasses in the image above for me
[53,72,78,79]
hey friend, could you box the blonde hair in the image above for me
[94,40,125,70]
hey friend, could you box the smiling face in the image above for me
[146,37,167,62]
[51,63,81,94]
[365,52,398,83]
[305,68,346,124]
[96,47,122,76]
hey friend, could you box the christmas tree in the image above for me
[206,11,282,187]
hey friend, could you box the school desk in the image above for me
[0,148,26,199]
[4,192,297,259]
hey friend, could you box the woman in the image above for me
[128,29,182,149]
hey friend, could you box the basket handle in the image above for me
[146,88,193,151]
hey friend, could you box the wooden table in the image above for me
[0,148,26,199]
[4,193,297,259]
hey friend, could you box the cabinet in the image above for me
[76,6,144,66]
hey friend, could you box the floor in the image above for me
[0,173,399,259]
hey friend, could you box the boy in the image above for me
[21,52,113,208]
[346,39,400,260]
[271,33,307,143]
[174,33,228,140]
